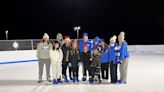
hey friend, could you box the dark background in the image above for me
[0,0,164,44]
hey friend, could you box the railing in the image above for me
[0,40,164,53]
[0,39,56,51]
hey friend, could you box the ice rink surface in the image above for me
[0,53,164,92]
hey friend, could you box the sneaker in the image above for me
[119,80,126,84]
[57,79,62,83]
[89,79,93,84]
[82,77,86,81]
[117,80,121,83]
[47,80,52,82]
[76,79,80,82]
[99,80,102,84]
[47,77,52,82]
[72,78,76,83]
[37,80,42,83]
[53,79,58,84]
[64,78,69,83]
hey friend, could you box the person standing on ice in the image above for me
[81,44,92,82]
[99,39,109,82]
[61,36,72,82]
[90,48,101,84]
[118,32,129,84]
[69,39,81,83]
[79,33,92,53]
[56,33,64,47]
[109,36,118,84]
[36,33,52,83]
[50,41,63,84]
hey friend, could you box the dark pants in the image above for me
[91,67,101,80]
[71,66,79,79]
[62,62,72,79]
[110,61,118,83]
[101,62,109,80]
[83,65,91,77]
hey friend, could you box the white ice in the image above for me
[0,53,164,92]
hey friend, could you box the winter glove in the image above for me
[68,63,72,67]
[78,62,81,67]
[90,58,92,61]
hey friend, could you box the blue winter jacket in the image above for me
[101,47,109,63]
[119,41,129,61]
[109,43,118,64]
[79,40,92,53]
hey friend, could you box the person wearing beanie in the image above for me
[69,39,81,83]
[118,31,129,84]
[92,36,101,50]
[56,33,64,47]
[99,39,110,82]
[79,33,92,53]
[81,44,92,82]
[50,41,63,84]
[109,35,119,84]
[36,33,53,83]
[61,36,72,82]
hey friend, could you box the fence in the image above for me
[0,39,56,51]
[0,40,164,53]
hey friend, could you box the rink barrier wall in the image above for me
[0,45,164,64]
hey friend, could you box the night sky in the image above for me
[0,0,164,44]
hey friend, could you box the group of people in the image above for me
[36,32,129,84]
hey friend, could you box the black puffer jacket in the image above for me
[81,51,92,67]
[61,44,71,64]
[69,47,80,67]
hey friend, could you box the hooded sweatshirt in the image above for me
[37,42,52,59]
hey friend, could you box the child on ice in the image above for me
[81,44,92,82]
[90,48,101,84]
[50,41,63,84]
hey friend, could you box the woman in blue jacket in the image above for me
[109,36,118,84]
[118,32,129,84]
[100,39,109,81]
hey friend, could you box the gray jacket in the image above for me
[37,42,53,59]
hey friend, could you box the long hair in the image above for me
[53,41,61,50]
[70,46,80,56]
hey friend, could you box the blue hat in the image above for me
[93,36,100,42]
[83,33,88,37]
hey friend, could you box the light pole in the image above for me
[5,30,8,40]
[73,26,81,39]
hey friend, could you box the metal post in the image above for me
[31,40,34,50]
[74,26,81,39]
[5,30,8,40]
